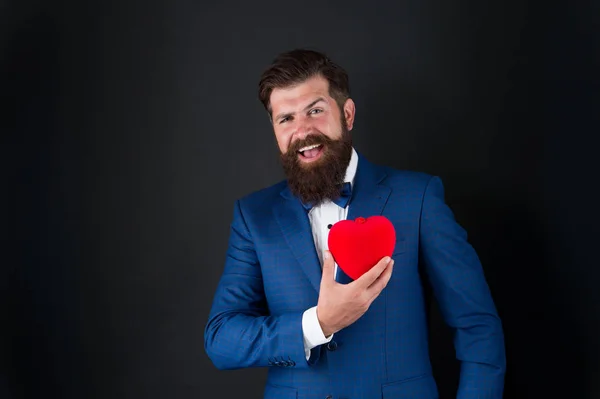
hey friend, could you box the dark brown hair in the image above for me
[258,49,350,116]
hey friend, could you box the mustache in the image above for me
[288,133,331,153]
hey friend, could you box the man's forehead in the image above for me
[270,78,332,112]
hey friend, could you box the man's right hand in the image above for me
[316,250,394,337]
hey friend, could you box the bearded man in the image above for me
[204,49,505,399]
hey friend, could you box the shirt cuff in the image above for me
[302,306,334,360]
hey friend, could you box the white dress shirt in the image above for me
[301,147,359,360]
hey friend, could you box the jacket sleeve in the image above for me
[204,199,319,370]
[419,176,506,398]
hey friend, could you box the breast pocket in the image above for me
[381,373,438,398]
[263,383,297,399]
[392,238,406,256]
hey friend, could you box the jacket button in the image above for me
[327,341,337,351]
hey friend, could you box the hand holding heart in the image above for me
[316,250,394,337]
[328,216,396,280]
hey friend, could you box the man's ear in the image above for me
[343,98,356,130]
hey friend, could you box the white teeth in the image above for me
[298,144,321,152]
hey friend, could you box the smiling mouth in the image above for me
[297,144,324,162]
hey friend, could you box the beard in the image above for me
[280,121,353,207]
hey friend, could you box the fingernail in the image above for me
[324,251,330,260]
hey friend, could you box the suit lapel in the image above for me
[273,190,322,293]
[273,152,390,294]
[347,152,391,221]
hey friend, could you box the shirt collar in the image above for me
[344,147,359,186]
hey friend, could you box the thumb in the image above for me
[322,251,335,281]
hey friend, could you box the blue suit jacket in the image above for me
[205,152,506,399]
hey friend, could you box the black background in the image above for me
[3,0,599,398]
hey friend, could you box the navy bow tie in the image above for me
[301,182,352,211]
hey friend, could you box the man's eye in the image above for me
[309,109,323,115]
[279,117,290,124]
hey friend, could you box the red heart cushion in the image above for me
[328,216,396,280]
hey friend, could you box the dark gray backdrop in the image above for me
[4,0,599,398]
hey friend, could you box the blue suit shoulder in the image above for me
[378,164,438,193]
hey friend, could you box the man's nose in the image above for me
[293,116,314,140]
